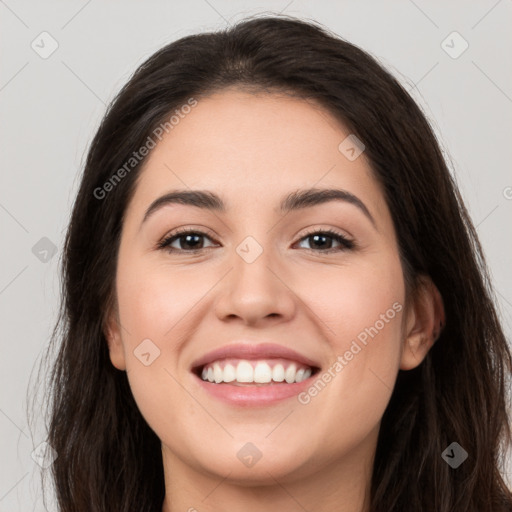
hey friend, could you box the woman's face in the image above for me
[106,89,431,488]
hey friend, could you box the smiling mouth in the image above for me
[192,358,321,386]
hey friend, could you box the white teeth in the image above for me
[223,363,236,383]
[199,359,313,384]
[285,364,297,383]
[272,364,285,382]
[213,363,223,383]
[254,362,272,383]
[236,361,254,382]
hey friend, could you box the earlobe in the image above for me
[400,276,445,371]
[401,335,434,370]
[103,310,127,371]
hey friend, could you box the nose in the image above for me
[213,243,297,327]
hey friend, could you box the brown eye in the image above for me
[295,229,355,253]
[157,229,216,253]
[157,228,355,255]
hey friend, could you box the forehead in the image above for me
[127,89,388,222]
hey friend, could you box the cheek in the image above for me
[294,252,405,351]
[116,259,207,343]
[113,259,208,428]
[292,253,405,437]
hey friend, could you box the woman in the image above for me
[36,14,512,512]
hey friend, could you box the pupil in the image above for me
[311,234,330,249]
[183,234,201,249]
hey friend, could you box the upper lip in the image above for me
[190,342,321,371]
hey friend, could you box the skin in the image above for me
[105,89,444,512]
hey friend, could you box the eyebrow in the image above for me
[141,187,376,228]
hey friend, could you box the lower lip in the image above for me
[193,373,315,406]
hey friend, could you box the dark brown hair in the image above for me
[31,13,512,512]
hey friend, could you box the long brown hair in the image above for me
[31,14,512,511]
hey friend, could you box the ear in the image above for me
[400,275,445,371]
[103,304,127,371]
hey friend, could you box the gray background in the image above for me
[1,0,511,509]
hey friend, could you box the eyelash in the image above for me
[156,227,356,255]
